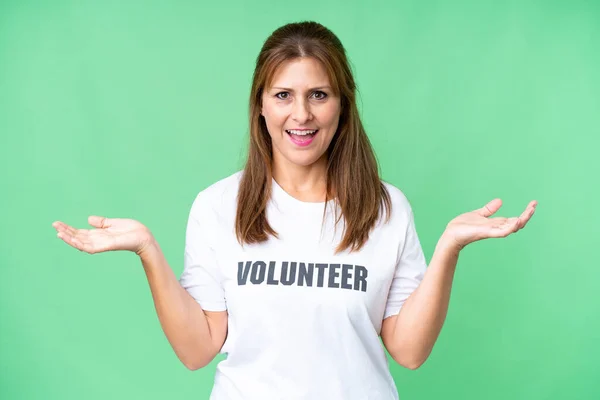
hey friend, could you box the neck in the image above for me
[272,156,330,202]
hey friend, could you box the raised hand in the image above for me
[443,199,538,251]
[52,216,154,255]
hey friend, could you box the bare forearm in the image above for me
[139,238,217,369]
[392,234,460,368]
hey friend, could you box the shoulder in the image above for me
[190,170,243,216]
[378,181,421,244]
[381,180,413,217]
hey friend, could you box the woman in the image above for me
[53,21,537,400]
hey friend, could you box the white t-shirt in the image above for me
[179,170,427,400]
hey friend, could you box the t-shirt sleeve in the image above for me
[383,209,427,319]
[178,193,227,312]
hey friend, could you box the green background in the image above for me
[1,0,598,399]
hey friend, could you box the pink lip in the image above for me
[286,129,319,147]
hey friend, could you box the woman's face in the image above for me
[261,57,341,171]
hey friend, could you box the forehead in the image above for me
[267,57,331,89]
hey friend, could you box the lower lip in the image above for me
[287,130,319,147]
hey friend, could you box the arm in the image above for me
[381,198,537,369]
[381,234,459,370]
[139,237,228,370]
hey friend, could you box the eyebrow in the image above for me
[270,86,332,92]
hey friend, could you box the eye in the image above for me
[275,92,290,100]
[312,91,328,100]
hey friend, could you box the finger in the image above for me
[478,199,502,218]
[59,225,91,243]
[57,231,85,251]
[55,224,76,237]
[52,221,76,233]
[58,230,99,253]
[88,216,109,229]
[523,206,536,229]
[53,221,68,233]
[52,221,77,235]
[64,225,81,237]
[515,203,537,232]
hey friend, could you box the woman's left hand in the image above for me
[442,199,538,252]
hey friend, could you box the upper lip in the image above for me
[286,128,318,131]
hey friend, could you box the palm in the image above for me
[52,216,152,255]
[445,198,537,250]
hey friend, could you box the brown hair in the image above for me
[235,21,391,254]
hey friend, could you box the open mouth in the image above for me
[285,129,319,146]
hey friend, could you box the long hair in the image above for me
[235,21,391,254]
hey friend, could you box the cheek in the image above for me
[265,110,288,130]
[321,106,341,128]
[263,110,287,138]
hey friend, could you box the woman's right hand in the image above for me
[52,216,154,255]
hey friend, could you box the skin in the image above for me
[380,198,538,369]
[261,57,341,202]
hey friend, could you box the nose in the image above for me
[291,98,313,124]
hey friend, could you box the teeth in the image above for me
[286,129,317,135]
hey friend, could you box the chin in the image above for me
[284,154,324,168]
